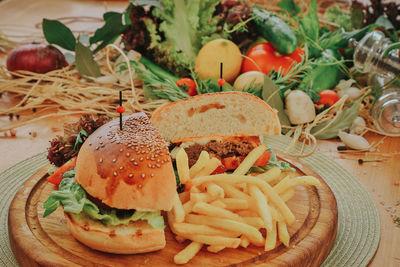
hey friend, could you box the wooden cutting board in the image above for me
[8,152,338,267]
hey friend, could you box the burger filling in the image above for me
[170,136,294,173]
[43,169,164,229]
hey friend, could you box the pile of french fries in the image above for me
[168,145,321,264]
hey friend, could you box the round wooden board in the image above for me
[8,152,337,267]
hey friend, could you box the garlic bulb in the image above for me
[338,130,370,150]
[350,116,366,135]
[338,87,363,100]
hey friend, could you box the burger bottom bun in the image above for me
[65,212,166,254]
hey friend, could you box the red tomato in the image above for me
[316,90,340,107]
[176,78,197,96]
[254,150,272,167]
[47,157,76,186]
[211,165,228,175]
[242,43,304,75]
[222,156,243,170]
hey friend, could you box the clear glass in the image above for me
[352,31,400,135]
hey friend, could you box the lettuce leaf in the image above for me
[149,0,221,69]
[43,177,164,228]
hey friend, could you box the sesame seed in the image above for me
[156,164,161,168]
[161,160,164,164]
[95,146,99,150]
[126,153,130,157]
[112,159,117,163]
[138,184,142,188]
[139,157,144,161]
[151,173,154,177]
[133,162,138,166]
[130,158,135,162]
[99,158,103,163]
[120,148,123,152]
[141,173,145,178]
[157,159,160,163]
[119,166,124,170]
[113,171,117,176]
[129,174,133,178]
[146,156,149,160]
[148,163,152,168]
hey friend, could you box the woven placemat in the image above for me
[0,136,380,266]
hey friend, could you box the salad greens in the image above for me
[43,171,164,229]
[248,147,295,173]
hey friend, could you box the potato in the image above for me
[195,39,242,82]
[233,71,265,91]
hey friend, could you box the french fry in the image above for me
[207,245,225,253]
[176,148,190,184]
[210,200,227,209]
[264,219,277,251]
[183,200,195,214]
[184,234,240,248]
[192,202,244,222]
[233,145,267,175]
[194,157,221,177]
[190,192,216,203]
[249,184,273,232]
[240,236,250,248]
[185,214,264,246]
[189,150,210,177]
[242,217,265,229]
[257,167,281,184]
[174,241,203,265]
[191,174,296,225]
[173,193,185,223]
[175,235,187,243]
[173,222,240,237]
[277,216,290,247]
[220,198,249,210]
[217,183,251,202]
[274,176,321,195]
[205,183,224,198]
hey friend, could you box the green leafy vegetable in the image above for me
[75,42,101,78]
[42,19,76,51]
[90,11,131,53]
[298,49,345,93]
[297,0,320,58]
[278,0,300,17]
[43,177,164,228]
[132,0,162,8]
[73,129,88,151]
[324,5,352,31]
[311,99,361,139]
[262,76,290,127]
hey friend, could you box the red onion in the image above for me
[6,43,68,74]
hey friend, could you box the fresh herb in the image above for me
[278,0,300,17]
[311,99,361,139]
[74,42,101,78]
[42,19,76,51]
[262,76,290,127]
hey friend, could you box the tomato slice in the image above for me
[222,156,243,170]
[316,89,340,107]
[211,165,228,175]
[47,157,76,186]
[254,150,272,167]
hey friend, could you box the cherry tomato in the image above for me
[176,78,197,96]
[316,89,340,107]
[253,150,272,167]
[116,106,125,113]
[242,42,304,75]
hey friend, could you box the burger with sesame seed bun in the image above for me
[42,112,177,254]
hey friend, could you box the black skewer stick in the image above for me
[119,90,123,130]
[220,62,223,91]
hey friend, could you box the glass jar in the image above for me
[350,31,400,135]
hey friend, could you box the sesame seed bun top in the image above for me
[75,112,176,211]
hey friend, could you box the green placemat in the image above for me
[0,136,380,266]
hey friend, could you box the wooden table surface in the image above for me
[0,1,399,267]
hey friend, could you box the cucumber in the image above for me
[252,7,297,55]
